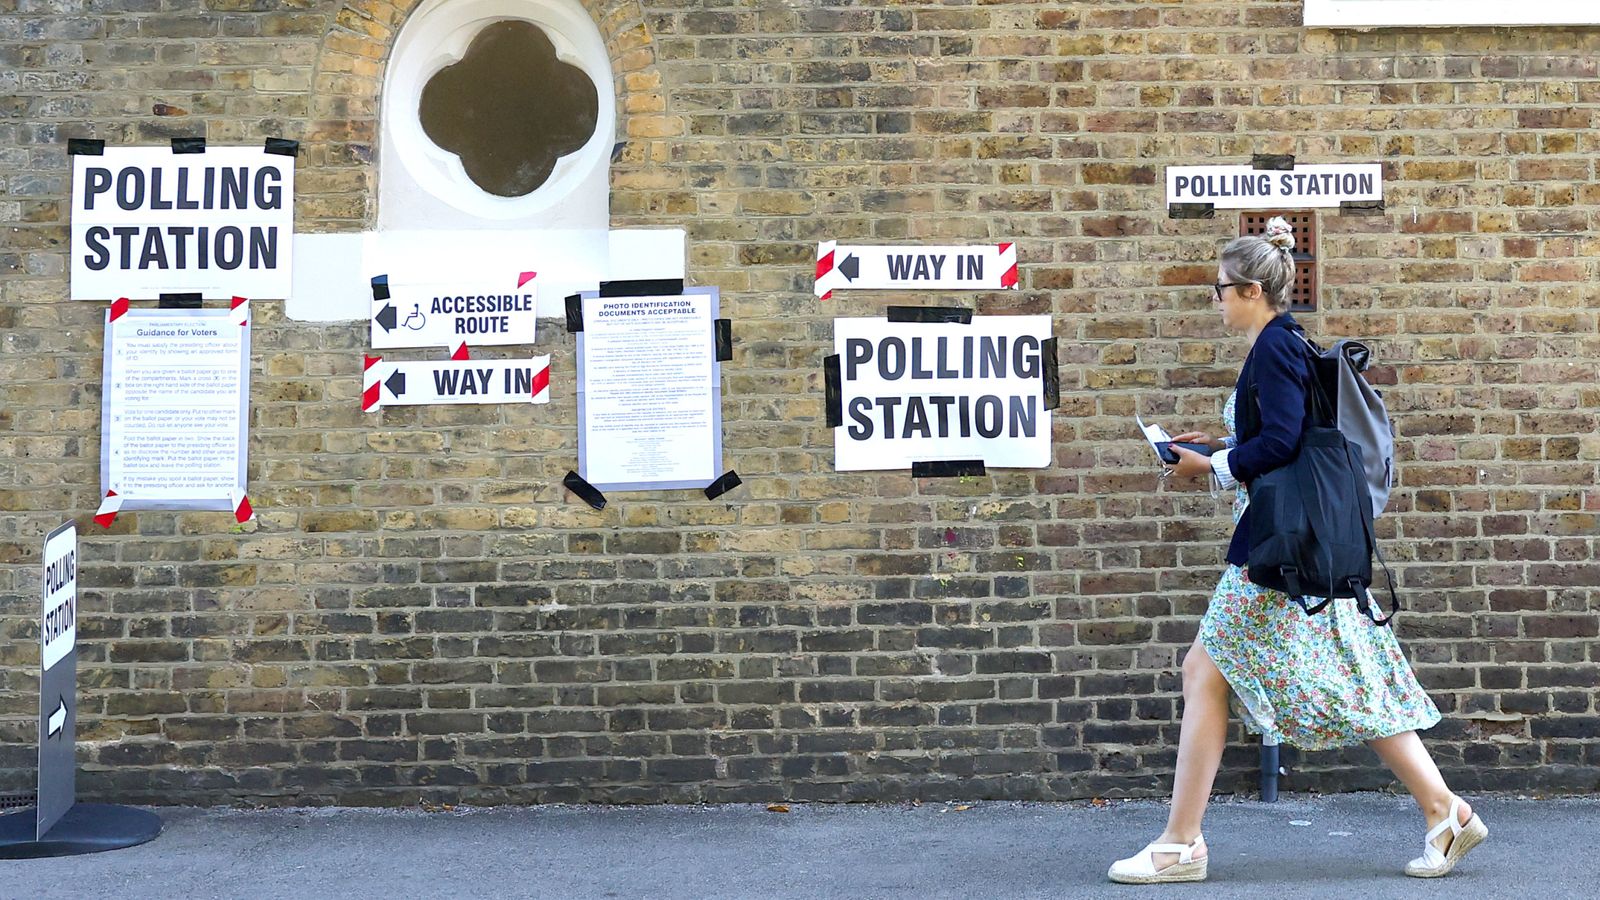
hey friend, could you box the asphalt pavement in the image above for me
[1,792,1584,899]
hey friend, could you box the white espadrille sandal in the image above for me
[1405,797,1488,878]
[1107,836,1208,884]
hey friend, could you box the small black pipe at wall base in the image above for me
[1260,740,1281,803]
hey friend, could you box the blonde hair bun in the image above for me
[1263,216,1295,252]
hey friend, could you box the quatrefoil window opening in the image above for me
[419,19,600,198]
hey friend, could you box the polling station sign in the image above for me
[833,316,1052,471]
[1165,163,1382,209]
[38,521,77,839]
[71,146,295,300]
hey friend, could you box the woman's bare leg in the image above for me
[1369,731,1472,851]
[1150,637,1232,867]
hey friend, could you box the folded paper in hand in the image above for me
[1136,415,1214,465]
[1136,414,1172,462]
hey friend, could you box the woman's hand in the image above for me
[1167,444,1214,479]
[1171,431,1227,452]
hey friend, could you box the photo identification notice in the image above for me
[834,316,1053,471]
[577,288,722,491]
[101,307,250,512]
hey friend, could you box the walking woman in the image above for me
[1108,218,1488,884]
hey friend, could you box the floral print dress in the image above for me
[1197,392,1441,750]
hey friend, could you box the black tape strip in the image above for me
[703,470,742,500]
[1168,203,1215,220]
[563,471,606,510]
[370,275,390,301]
[171,136,206,154]
[67,138,105,156]
[158,293,202,309]
[824,354,842,428]
[714,319,732,361]
[610,141,627,162]
[599,278,684,298]
[1340,200,1385,215]
[565,294,584,333]
[887,305,973,324]
[264,137,299,156]
[912,460,986,478]
[1252,153,1295,171]
[1041,337,1060,411]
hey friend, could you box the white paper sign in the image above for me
[369,272,539,351]
[363,356,551,409]
[71,146,295,300]
[1165,164,1382,209]
[577,289,722,491]
[1136,414,1174,463]
[834,316,1052,471]
[1305,0,1600,27]
[41,523,77,673]
[101,307,250,511]
[815,242,1018,299]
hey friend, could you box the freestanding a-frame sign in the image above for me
[0,522,163,859]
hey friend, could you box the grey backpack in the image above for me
[1299,335,1396,518]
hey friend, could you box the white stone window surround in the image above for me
[379,0,616,231]
[1305,0,1600,27]
[287,0,687,323]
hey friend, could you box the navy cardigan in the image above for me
[1224,314,1312,566]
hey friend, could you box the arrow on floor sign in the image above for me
[48,697,66,738]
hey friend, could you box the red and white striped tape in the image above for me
[230,296,249,328]
[94,490,122,528]
[96,487,251,525]
[531,362,551,402]
[231,489,254,523]
[997,242,1018,289]
[109,297,130,322]
[362,355,382,412]
[815,241,838,301]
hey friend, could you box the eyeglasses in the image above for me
[1212,281,1255,302]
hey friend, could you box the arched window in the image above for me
[419,20,599,199]
[380,0,615,231]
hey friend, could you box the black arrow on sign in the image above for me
[375,303,398,333]
[48,696,67,739]
[839,254,860,281]
[384,371,406,398]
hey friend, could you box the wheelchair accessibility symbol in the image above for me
[403,304,426,331]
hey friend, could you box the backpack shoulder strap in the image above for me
[1286,329,1336,426]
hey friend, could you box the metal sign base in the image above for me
[0,804,161,860]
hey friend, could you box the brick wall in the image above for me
[2,1,1597,805]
